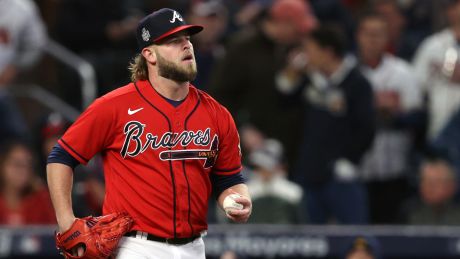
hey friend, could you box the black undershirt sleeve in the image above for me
[47,143,80,169]
[210,172,245,198]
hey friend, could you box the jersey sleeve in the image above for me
[58,97,114,165]
[212,106,243,175]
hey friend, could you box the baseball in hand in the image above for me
[223,194,244,213]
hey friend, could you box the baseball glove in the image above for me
[55,212,133,259]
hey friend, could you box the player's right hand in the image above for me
[57,216,85,256]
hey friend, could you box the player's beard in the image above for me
[155,50,197,82]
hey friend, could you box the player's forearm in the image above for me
[47,163,76,231]
[217,183,250,209]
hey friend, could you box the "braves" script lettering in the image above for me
[120,121,212,158]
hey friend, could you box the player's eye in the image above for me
[169,36,190,44]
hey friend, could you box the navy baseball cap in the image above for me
[136,8,203,49]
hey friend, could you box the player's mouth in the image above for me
[182,54,194,62]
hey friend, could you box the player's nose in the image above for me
[183,39,192,50]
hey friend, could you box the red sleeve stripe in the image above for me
[58,139,89,164]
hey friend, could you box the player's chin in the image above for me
[179,62,196,72]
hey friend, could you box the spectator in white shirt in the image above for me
[0,0,47,142]
[357,12,423,224]
[0,0,46,87]
[413,0,460,140]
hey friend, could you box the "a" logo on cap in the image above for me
[169,11,183,23]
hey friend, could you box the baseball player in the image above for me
[47,8,252,259]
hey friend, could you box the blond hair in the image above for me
[128,54,149,82]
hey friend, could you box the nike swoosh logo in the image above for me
[128,107,144,115]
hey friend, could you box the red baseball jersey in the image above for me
[58,80,242,238]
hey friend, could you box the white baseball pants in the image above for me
[114,236,206,259]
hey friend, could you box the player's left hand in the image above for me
[225,192,252,223]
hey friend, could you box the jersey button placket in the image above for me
[173,110,187,235]
[172,110,182,175]
[173,111,182,130]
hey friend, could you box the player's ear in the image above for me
[141,46,157,64]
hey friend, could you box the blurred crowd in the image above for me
[3,0,460,230]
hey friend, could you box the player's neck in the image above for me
[149,73,189,101]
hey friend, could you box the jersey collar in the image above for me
[135,79,198,114]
